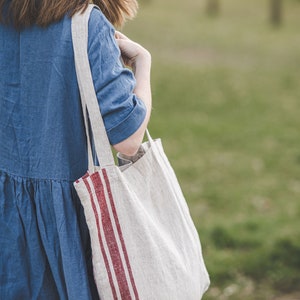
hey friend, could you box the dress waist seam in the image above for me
[0,167,74,183]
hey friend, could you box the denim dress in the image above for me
[0,8,146,300]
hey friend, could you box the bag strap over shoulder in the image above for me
[72,4,115,169]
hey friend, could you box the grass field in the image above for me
[123,0,300,299]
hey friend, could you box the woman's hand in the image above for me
[115,31,151,73]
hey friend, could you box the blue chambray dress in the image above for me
[0,7,146,300]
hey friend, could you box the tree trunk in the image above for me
[206,0,219,16]
[270,0,282,25]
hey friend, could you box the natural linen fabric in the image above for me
[72,5,210,300]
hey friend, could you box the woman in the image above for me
[0,0,151,299]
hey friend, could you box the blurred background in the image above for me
[123,0,300,299]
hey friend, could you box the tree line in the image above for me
[206,0,283,26]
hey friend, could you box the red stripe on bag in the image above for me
[102,169,140,300]
[83,177,118,300]
[91,172,133,299]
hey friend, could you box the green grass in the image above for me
[124,0,300,298]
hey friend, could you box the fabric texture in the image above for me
[0,6,146,300]
[73,6,210,300]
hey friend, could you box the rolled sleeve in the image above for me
[87,9,146,145]
[107,95,146,145]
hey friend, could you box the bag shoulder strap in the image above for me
[72,4,115,169]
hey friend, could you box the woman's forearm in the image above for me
[113,32,152,156]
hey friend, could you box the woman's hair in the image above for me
[0,0,138,28]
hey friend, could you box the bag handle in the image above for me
[72,5,154,170]
[72,5,115,169]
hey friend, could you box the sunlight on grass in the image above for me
[124,0,300,298]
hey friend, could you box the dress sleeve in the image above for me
[87,8,147,145]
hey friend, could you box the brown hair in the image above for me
[0,0,138,29]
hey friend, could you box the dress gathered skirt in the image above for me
[0,170,99,299]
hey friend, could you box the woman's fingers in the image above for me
[115,31,130,41]
[115,31,151,72]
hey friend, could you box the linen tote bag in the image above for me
[72,5,210,300]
